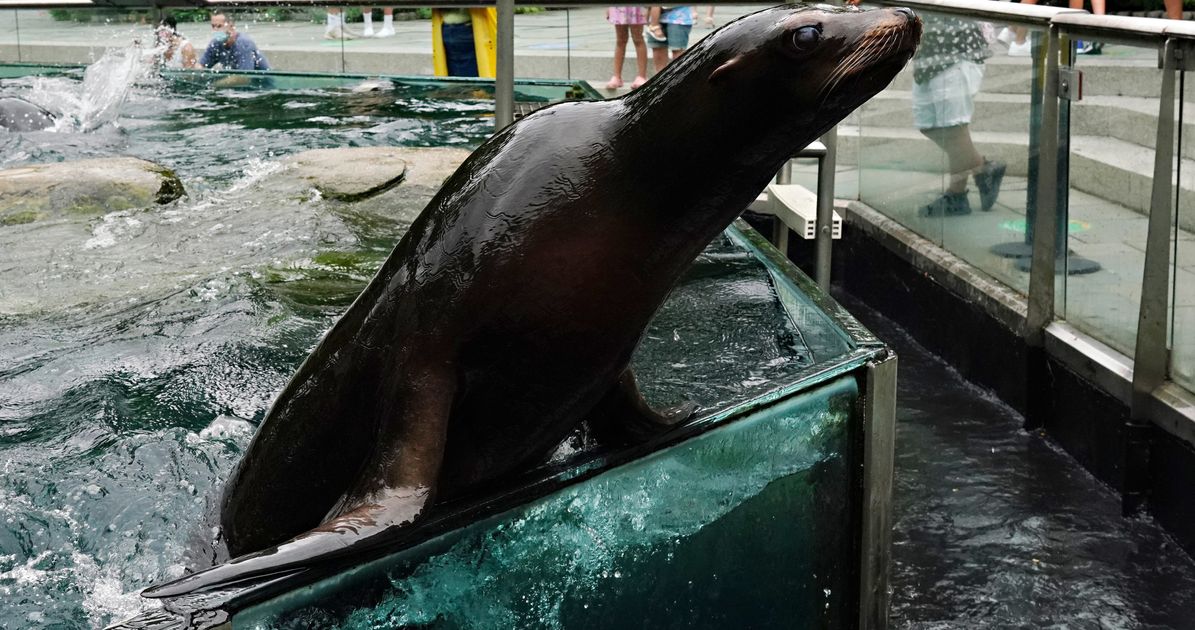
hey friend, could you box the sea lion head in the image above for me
[649,4,920,145]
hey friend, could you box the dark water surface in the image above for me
[836,292,1195,629]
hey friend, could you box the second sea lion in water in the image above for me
[147,3,920,598]
[0,97,55,132]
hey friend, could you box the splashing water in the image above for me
[23,45,158,132]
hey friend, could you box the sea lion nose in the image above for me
[894,7,917,22]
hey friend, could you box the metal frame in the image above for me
[858,352,897,630]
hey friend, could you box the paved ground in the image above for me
[0,6,771,84]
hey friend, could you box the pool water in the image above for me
[0,65,825,628]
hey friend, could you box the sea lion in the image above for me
[0,97,55,132]
[146,3,919,598]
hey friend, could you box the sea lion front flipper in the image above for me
[144,368,457,599]
[586,369,698,447]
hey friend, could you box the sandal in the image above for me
[645,24,667,42]
[605,76,624,90]
[630,75,648,89]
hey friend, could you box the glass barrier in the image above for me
[1058,36,1164,357]
[857,8,1047,298]
[1172,67,1194,391]
[233,374,863,630]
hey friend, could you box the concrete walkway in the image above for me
[0,6,771,84]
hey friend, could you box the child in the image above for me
[606,7,649,90]
[645,7,695,74]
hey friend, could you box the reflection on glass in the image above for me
[234,377,860,630]
[1062,41,1165,356]
[858,10,1048,298]
[1171,71,1194,391]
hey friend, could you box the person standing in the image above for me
[362,7,396,38]
[605,6,649,90]
[646,6,695,74]
[910,14,1005,217]
[324,8,355,40]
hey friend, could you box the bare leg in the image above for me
[921,125,984,193]
[630,25,648,84]
[1013,0,1038,45]
[609,24,629,88]
[1165,0,1183,19]
[652,46,670,74]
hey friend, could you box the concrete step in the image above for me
[832,125,1195,232]
[860,90,1195,160]
[886,56,1168,99]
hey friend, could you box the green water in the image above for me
[0,68,841,628]
[237,378,858,630]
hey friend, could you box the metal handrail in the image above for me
[869,0,1083,26]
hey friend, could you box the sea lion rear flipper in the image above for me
[585,368,698,447]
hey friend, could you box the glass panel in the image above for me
[1172,70,1195,391]
[1061,38,1164,356]
[0,10,17,63]
[233,376,861,629]
[857,11,1047,298]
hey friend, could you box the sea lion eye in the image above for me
[791,25,821,51]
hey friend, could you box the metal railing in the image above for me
[859,0,1194,514]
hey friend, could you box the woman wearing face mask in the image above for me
[155,14,197,70]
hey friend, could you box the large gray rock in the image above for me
[0,157,184,226]
[278,146,470,203]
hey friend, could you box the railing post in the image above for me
[859,352,897,630]
[1124,37,1181,515]
[1026,24,1062,344]
[815,127,838,291]
[494,0,515,131]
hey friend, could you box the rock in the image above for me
[278,146,470,203]
[0,157,184,225]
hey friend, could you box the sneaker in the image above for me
[919,191,972,217]
[997,27,1014,44]
[374,26,396,38]
[974,159,1006,212]
[1076,40,1093,54]
[362,26,375,37]
[1007,40,1031,57]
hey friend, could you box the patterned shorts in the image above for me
[607,6,649,25]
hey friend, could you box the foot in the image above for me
[362,26,375,37]
[996,27,1013,44]
[605,75,624,90]
[703,16,715,29]
[325,26,357,40]
[974,159,1006,212]
[375,26,396,38]
[645,24,666,42]
[1007,40,1030,57]
[919,191,972,217]
[630,75,648,89]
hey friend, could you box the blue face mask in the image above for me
[212,30,229,44]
